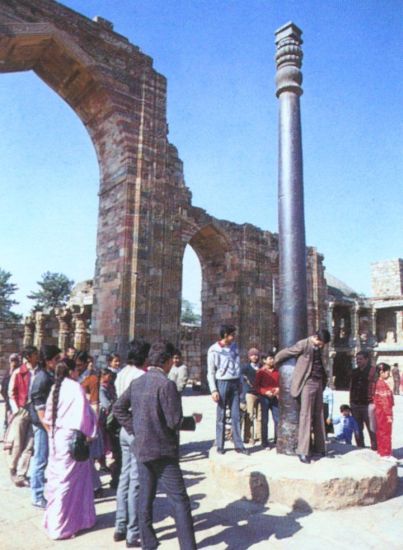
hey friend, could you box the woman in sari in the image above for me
[43,360,98,539]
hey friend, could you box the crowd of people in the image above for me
[0,325,399,547]
[207,324,398,464]
[1,340,196,548]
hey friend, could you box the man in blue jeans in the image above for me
[207,324,249,455]
[113,339,150,548]
[29,344,60,508]
[114,341,201,550]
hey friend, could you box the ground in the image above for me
[1,390,403,549]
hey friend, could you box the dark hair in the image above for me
[340,404,351,413]
[100,366,113,376]
[377,362,391,374]
[127,338,150,366]
[107,352,121,363]
[356,350,370,360]
[52,361,71,437]
[39,344,61,368]
[265,352,275,359]
[64,358,76,374]
[22,345,38,360]
[75,351,89,363]
[173,349,182,357]
[315,329,331,344]
[219,324,236,339]
[147,341,176,367]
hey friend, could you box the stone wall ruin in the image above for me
[0,0,328,375]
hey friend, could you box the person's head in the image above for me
[64,358,78,380]
[356,351,370,370]
[219,324,236,345]
[340,404,352,417]
[39,344,61,372]
[311,329,331,348]
[377,362,391,380]
[9,353,20,372]
[107,352,121,372]
[172,351,182,367]
[65,346,76,360]
[127,338,151,367]
[248,348,260,364]
[147,341,176,373]
[75,350,89,375]
[22,345,39,367]
[263,352,275,368]
[100,366,113,385]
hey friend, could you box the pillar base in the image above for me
[209,441,397,510]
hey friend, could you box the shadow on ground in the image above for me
[156,497,312,549]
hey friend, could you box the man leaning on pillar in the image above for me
[275,329,331,464]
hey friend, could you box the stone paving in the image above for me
[1,390,403,549]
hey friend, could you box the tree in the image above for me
[181,299,201,325]
[0,268,21,322]
[28,272,74,310]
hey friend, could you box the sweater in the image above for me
[207,341,241,393]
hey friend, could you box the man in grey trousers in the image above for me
[207,324,249,455]
[113,338,150,548]
[275,329,331,464]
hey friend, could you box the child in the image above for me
[255,353,279,448]
[333,404,360,444]
[374,363,394,460]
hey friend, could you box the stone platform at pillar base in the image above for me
[209,441,398,510]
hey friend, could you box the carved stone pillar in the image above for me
[327,302,334,345]
[56,308,72,351]
[73,310,88,351]
[275,22,307,455]
[351,302,360,350]
[33,311,46,349]
[395,311,403,343]
[23,315,35,347]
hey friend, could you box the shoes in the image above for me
[297,454,311,464]
[32,498,47,509]
[235,448,250,456]
[14,476,30,487]
[126,539,141,548]
[216,448,226,455]
[113,531,126,542]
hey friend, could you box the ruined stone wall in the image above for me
[0,321,24,375]
[0,1,328,372]
[180,324,201,381]
[371,259,403,298]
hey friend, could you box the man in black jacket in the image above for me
[113,341,201,550]
[29,344,60,507]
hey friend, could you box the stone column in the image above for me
[23,315,35,347]
[33,311,46,349]
[73,310,88,351]
[350,302,359,350]
[275,22,307,455]
[56,308,72,352]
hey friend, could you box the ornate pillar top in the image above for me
[275,21,303,97]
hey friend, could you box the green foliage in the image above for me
[181,299,201,325]
[0,268,21,322]
[28,271,74,310]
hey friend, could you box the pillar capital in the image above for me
[275,22,303,97]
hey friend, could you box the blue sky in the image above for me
[0,0,402,316]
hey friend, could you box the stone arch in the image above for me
[0,6,163,356]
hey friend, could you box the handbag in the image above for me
[69,430,90,461]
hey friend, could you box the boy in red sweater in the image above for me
[255,353,279,448]
[374,363,395,461]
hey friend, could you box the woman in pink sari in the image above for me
[43,361,98,539]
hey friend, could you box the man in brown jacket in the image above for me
[275,329,331,464]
